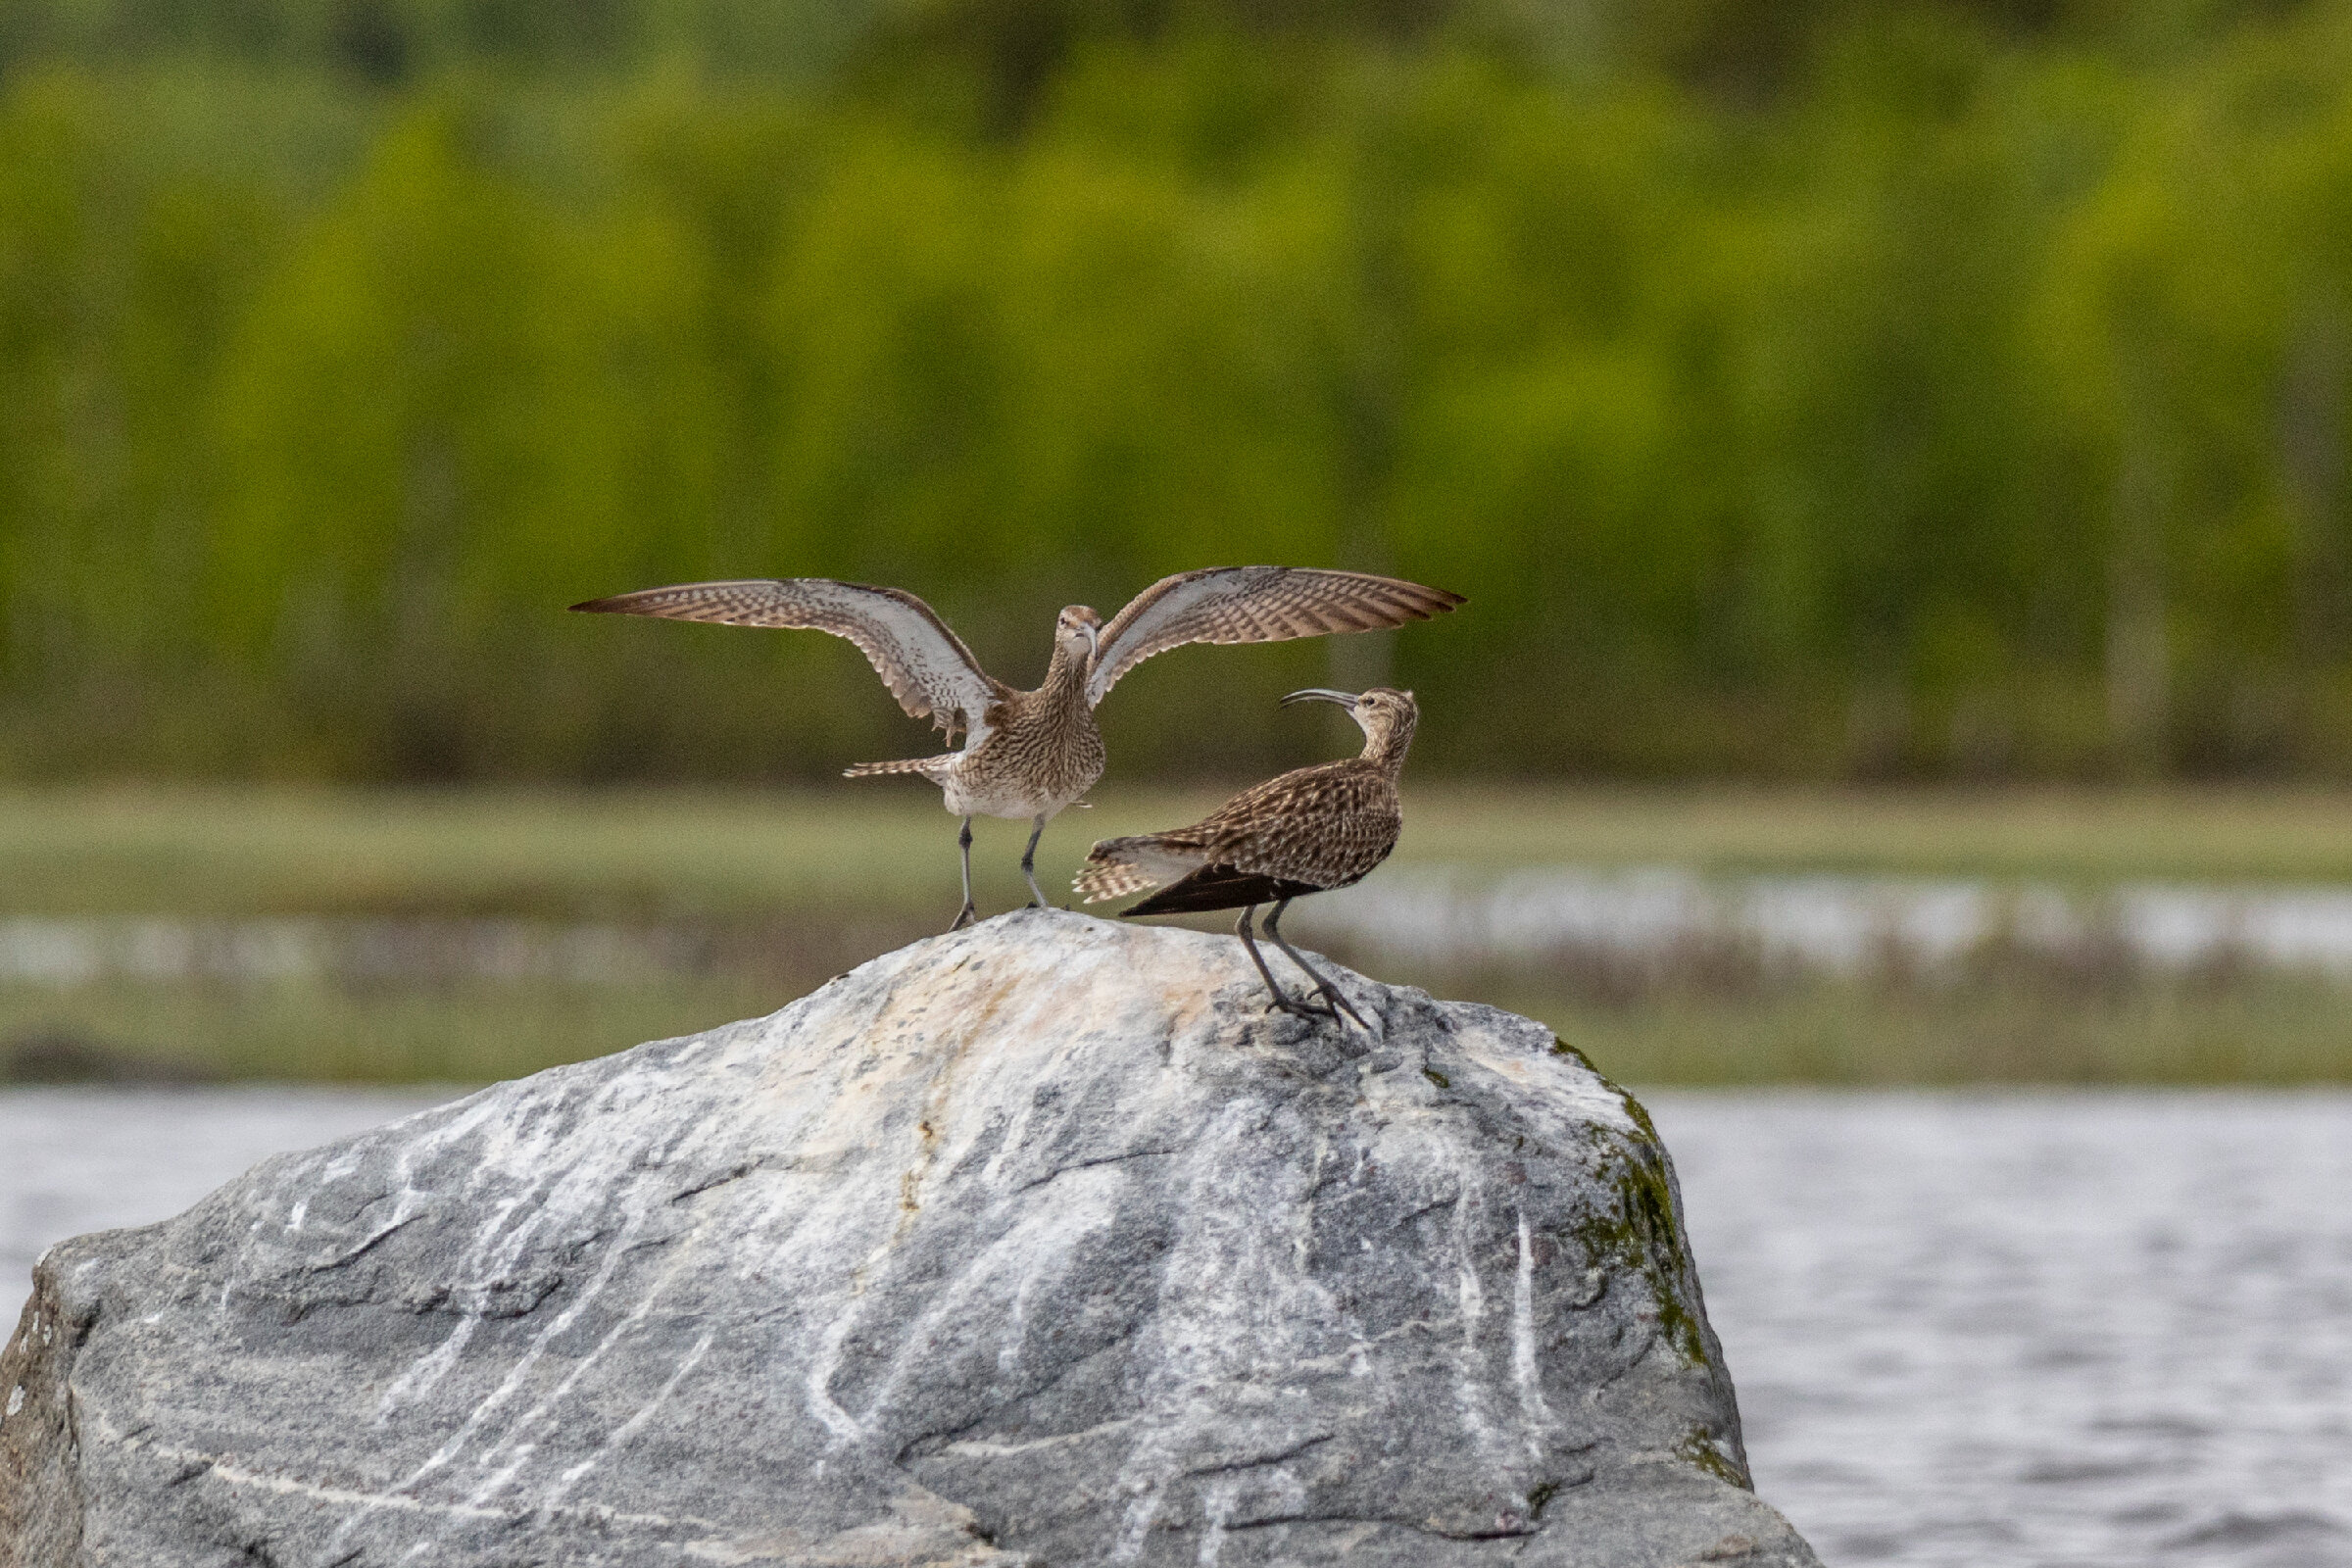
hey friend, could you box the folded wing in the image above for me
[1087,566,1463,707]
[571,579,1005,742]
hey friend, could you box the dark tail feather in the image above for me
[1122,865,1323,917]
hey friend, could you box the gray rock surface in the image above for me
[1,908,1819,1567]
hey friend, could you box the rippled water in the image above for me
[1647,1092,2352,1568]
[3,1087,2346,1566]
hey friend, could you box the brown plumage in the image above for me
[571,571,1460,929]
[1077,687,1419,1026]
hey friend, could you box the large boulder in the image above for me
[1,909,1818,1567]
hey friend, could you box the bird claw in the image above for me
[1317,989,1371,1030]
[1269,990,1371,1030]
[948,903,979,932]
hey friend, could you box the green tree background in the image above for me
[6,0,2352,783]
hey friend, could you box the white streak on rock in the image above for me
[1108,1486,1165,1564]
[547,1327,716,1507]
[376,1316,479,1424]
[80,1404,707,1533]
[465,1283,664,1506]
[1513,1208,1556,1452]
[336,1197,650,1553]
[805,1299,869,1446]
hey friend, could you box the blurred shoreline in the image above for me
[5,783,2351,1085]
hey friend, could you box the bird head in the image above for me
[1057,605,1102,662]
[1282,686,1418,760]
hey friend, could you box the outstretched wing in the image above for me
[571,579,1006,741]
[1087,567,1464,707]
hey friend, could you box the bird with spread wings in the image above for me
[572,567,1463,928]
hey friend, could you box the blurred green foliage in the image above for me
[6,0,2352,781]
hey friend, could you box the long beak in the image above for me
[1281,688,1359,709]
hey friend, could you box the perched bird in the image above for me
[1074,686,1418,1027]
[571,570,1460,929]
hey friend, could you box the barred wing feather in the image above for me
[1086,566,1463,707]
[571,579,1004,742]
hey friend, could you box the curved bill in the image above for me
[1281,688,1360,709]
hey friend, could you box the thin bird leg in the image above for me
[950,817,978,932]
[1020,814,1049,908]
[1238,906,1326,1019]
[1265,900,1368,1029]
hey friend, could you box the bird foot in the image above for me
[1315,987,1371,1031]
[948,902,979,932]
[1268,987,1369,1030]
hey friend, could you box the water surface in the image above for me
[1646,1091,2352,1568]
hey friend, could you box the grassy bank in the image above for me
[18,781,2352,913]
[6,784,2352,1086]
[11,970,2342,1089]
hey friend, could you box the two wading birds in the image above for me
[571,566,1460,1020]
